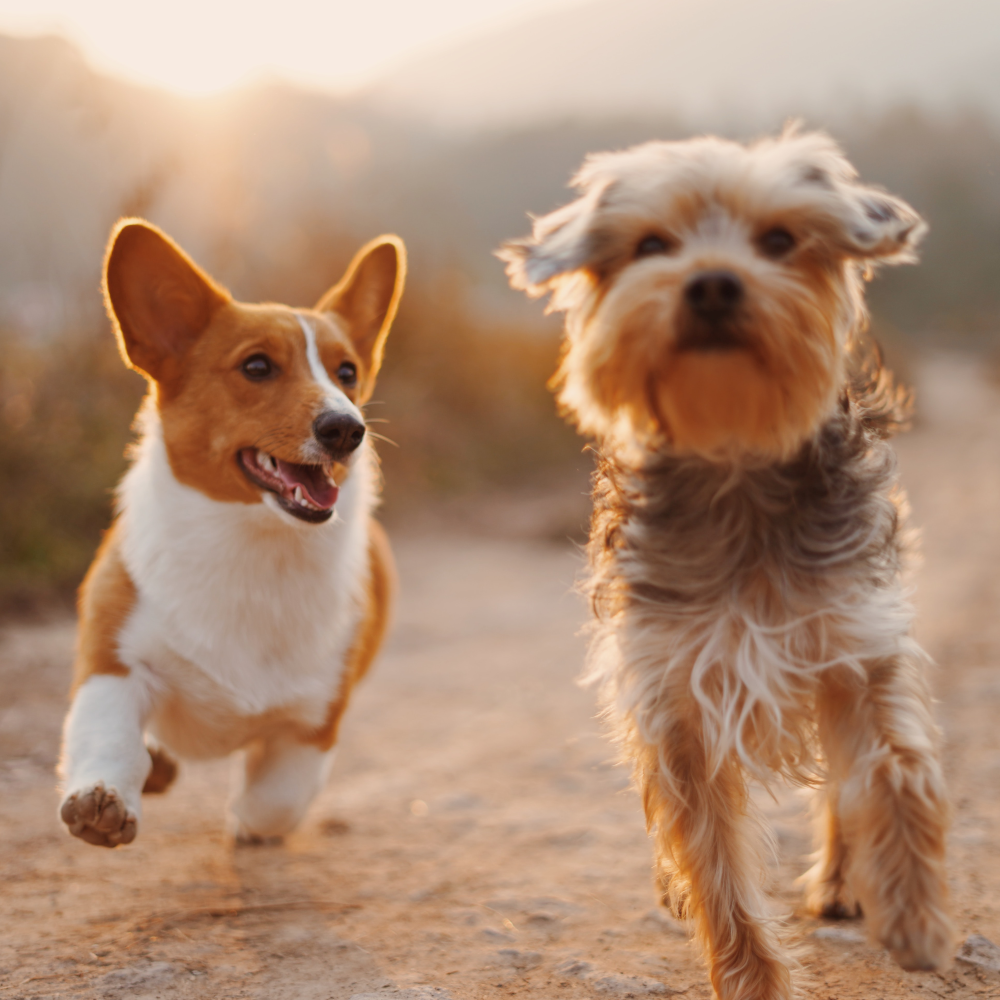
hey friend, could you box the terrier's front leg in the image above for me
[820,660,954,971]
[801,780,861,920]
[59,673,152,847]
[638,718,793,1000]
[230,736,334,843]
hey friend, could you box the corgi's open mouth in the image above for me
[238,448,339,524]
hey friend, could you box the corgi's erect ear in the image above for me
[103,219,229,382]
[316,235,406,387]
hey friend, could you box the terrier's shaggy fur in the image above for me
[500,129,953,999]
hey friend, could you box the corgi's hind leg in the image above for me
[142,739,179,794]
[230,736,334,843]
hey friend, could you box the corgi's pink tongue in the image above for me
[274,458,339,509]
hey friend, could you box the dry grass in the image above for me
[0,267,580,612]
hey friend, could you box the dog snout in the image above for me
[313,411,366,456]
[684,270,744,318]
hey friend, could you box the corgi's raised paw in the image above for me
[60,781,137,848]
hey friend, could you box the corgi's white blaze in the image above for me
[115,405,373,747]
[297,313,364,423]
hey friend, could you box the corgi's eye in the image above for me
[336,361,358,386]
[241,354,275,380]
[635,234,675,257]
[758,228,796,258]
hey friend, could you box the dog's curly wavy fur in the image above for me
[501,129,953,999]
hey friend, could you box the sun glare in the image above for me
[0,0,584,97]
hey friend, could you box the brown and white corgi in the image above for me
[58,219,404,847]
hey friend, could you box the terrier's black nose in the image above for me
[313,411,366,456]
[684,270,744,318]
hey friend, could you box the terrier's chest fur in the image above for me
[585,374,918,780]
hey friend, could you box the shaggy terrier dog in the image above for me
[500,130,953,999]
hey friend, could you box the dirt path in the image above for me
[3,354,1000,1000]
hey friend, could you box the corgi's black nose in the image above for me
[313,411,366,456]
[684,270,744,318]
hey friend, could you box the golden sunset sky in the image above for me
[0,0,584,95]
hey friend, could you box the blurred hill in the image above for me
[372,0,1000,130]
[5,25,1000,334]
[2,28,1000,339]
[2,24,1000,608]
[0,34,448,334]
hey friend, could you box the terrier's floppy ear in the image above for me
[785,130,926,264]
[498,173,611,297]
[833,183,926,263]
[104,219,229,382]
[316,235,406,388]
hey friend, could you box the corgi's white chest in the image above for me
[116,425,372,721]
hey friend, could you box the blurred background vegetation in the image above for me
[2,10,1000,611]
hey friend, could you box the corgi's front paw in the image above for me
[60,781,137,848]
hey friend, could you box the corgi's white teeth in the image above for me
[291,488,322,511]
[255,449,276,473]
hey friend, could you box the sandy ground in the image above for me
[4,354,1000,1000]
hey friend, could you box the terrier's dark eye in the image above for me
[635,234,674,257]
[336,361,358,386]
[240,354,275,380]
[758,228,796,258]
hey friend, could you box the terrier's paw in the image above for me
[657,867,693,920]
[804,875,862,920]
[879,907,955,972]
[60,782,137,848]
[711,940,793,1000]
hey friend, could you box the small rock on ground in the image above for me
[350,989,453,1000]
[637,908,688,937]
[554,957,672,996]
[497,948,543,970]
[591,973,670,996]
[481,927,515,942]
[556,958,595,977]
[812,926,866,944]
[957,934,1000,973]
[96,962,177,990]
